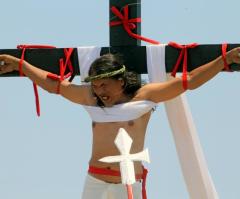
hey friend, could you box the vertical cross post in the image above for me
[110,0,141,46]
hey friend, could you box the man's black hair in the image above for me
[88,53,142,107]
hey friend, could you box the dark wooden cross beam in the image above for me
[0,0,240,79]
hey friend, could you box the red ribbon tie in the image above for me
[221,43,232,72]
[110,5,160,45]
[17,45,74,117]
[168,42,198,90]
[47,48,74,94]
[17,44,56,117]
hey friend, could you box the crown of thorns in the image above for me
[84,65,126,82]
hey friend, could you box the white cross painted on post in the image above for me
[99,128,150,185]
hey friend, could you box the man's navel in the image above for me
[128,120,134,126]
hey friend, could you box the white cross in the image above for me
[99,128,150,185]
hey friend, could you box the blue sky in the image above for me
[0,0,240,198]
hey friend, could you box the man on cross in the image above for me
[0,48,240,198]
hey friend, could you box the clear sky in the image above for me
[0,0,240,199]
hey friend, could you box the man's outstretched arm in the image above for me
[138,47,240,103]
[0,54,91,105]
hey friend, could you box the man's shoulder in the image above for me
[132,83,152,101]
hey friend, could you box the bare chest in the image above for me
[91,112,151,140]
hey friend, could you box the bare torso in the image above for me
[89,111,152,183]
[84,85,153,183]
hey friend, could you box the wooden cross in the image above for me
[0,2,239,198]
[0,0,239,80]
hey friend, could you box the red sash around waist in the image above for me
[88,166,148,199]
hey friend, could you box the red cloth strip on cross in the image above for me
[221,43,232,72]
[168,42,198,90]
[110,5,160,45]
[88,165,148,199]
[47,48,74,94]
[17,44,56,117]
[126,184,134,199]
[17,45,74,116]
[17,44,56,76]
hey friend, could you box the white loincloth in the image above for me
[81,174,142,199]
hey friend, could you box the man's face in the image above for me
[91,78,125,106]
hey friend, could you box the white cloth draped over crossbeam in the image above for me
[77,46,101,84]
[77,46,219,198]
[146,44,219,199]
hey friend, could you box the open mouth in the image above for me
[100,95,110,101]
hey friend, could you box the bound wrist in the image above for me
[221,44,231,71]
[14,58,21,71]
[226,52,233,65]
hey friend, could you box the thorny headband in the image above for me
[84,65,126,82]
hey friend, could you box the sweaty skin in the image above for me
[0,48,240,183]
